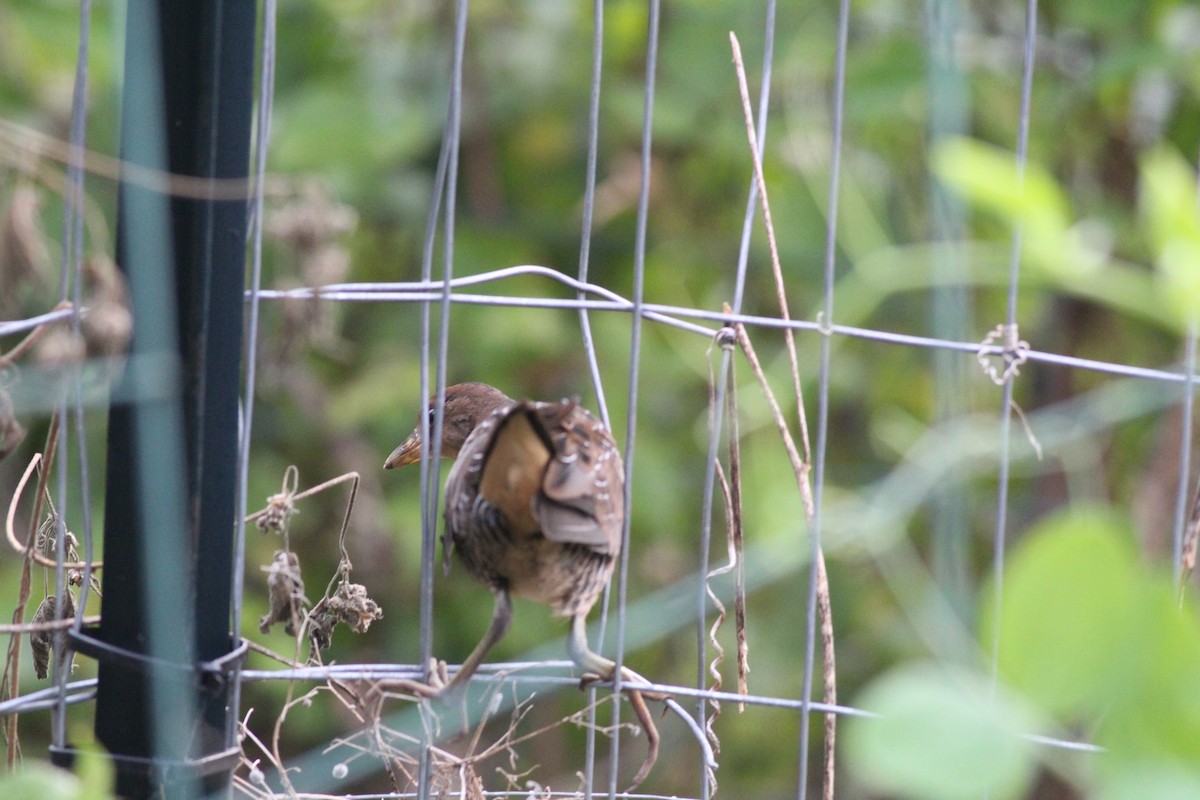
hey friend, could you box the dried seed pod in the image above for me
[35,514,57,557]
[308,580,383,654]
[259,550,308,635]
[35,515,80,559]
[81,256,132,359]
[326,581,383,634]
[308,610,335,654]
[264,180,358,256]
[256,489,298,535]
[34,326,85,369]
[30,592,76,679]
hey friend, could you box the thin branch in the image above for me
[732,31,838,800]
[730,33,811,463]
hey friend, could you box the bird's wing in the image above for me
[530,401,624,555]
[444,406,510,566]
[463,399,624,555]
[474,405,552,537]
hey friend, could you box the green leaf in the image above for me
[932,137,1109,279]
[0,764,83,800]
[1094,579,1200,765]
[1099,762,1200,800]
[75,743,116,800]
[1139,146,1200,328]
[983,506,1140,718]
[844,663,1038,800]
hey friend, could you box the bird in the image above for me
[385,382,659,785]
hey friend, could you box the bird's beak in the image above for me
[384,430,422,469]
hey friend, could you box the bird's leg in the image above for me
[568,614,665,695]
[446,588,512,690]
[379,590,511,703]
[568,613,661,789]
[567,612,615,680]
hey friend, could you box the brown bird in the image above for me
[385,382,658,784]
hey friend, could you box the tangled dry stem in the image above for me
[730,31,838,800]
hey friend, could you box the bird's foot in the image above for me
[576,665,663,790]
[578,664,670,703]
[427,657,451,691]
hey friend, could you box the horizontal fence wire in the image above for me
[247,278,1198,384]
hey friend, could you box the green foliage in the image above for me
[846,662,1039,800]
[0,765,83,800]
[936,135,1200,334]
[849,508,1200,798]
[985,506,1140,717]
[1140,146,1200,327]
[933,137,1090,278]
[0,745,113,800]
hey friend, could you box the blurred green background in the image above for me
[3,0,1200,798]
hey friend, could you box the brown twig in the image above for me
[729,34,812,465]
[0,117,259,202]
[735,322,838,799]
[0,615,99,635]
[726,365,750,705]
[730,30,838,800]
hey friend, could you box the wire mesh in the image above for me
[2,0,1200,799]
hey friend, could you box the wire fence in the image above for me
[1,0,1198,799]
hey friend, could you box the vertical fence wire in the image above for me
[606,0,661,792]
[232,0,278,751]
[796,0,851,796]
[51,0,94,752]
[576,0,612,433]
[415,0,471,796]
[988,0,1040,684]
[1174,324,1197,582]
[693,6,778,800]
[577,1,607,794]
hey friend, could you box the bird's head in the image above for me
[384,382,514,469]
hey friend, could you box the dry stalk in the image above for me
[729,35,812,465]
[730,30,838,800]
[0,615,99,635]
[238,708,293,799]
[736,322,838,799]
[244,468,400,797]
[2,415,58,766]
[0,117,258,202]
[702,327,752,791]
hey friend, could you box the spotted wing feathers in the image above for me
[467,398,624,556]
